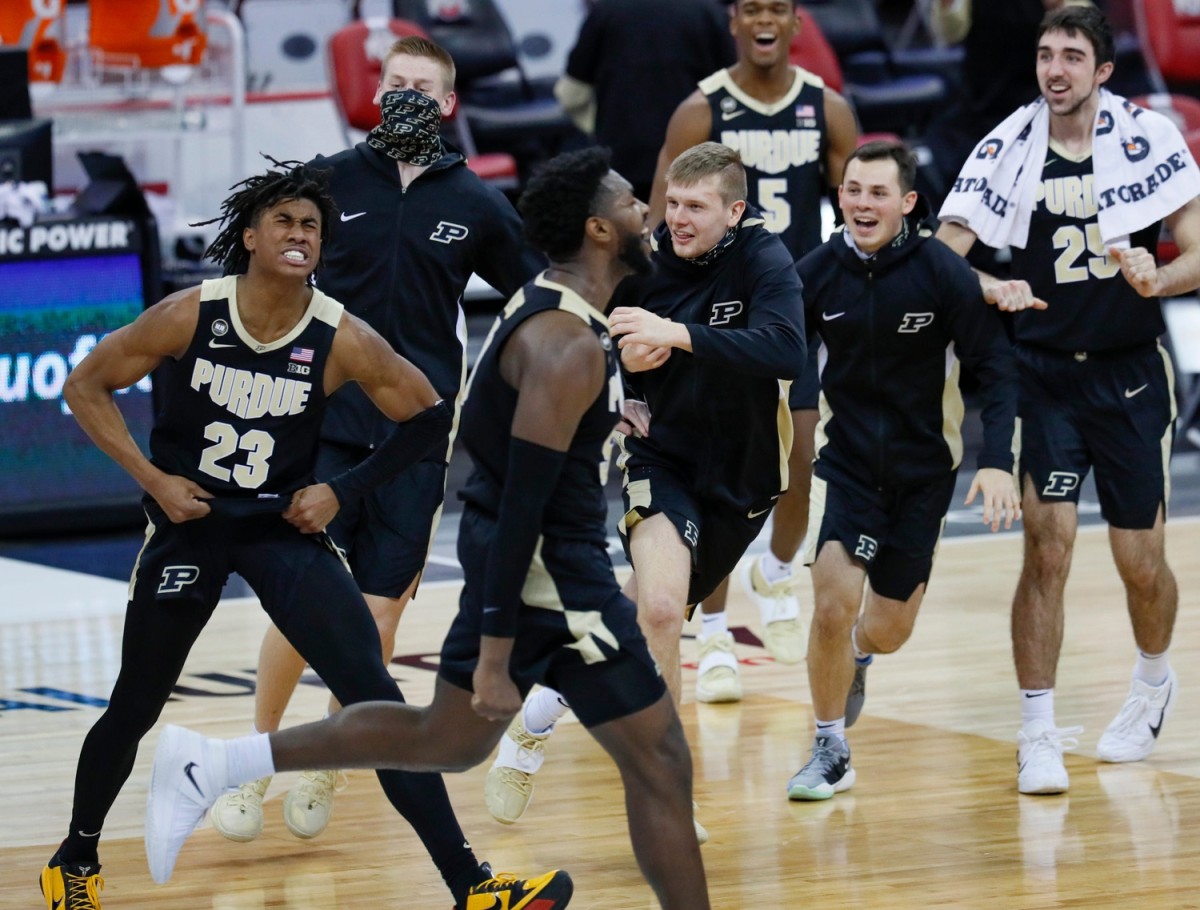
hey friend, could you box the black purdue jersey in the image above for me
[703,66,828,258]
[1010,146,1164,352]
[457,274,623,544]
[150,276,342,499]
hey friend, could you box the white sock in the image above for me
[699,610,728,639]
[225,732,275,786]
[815,717,847,746]
[760,550,794,584]
[523,687,571,735]
[1134,650,1170,687]
[1020,689,1055,727]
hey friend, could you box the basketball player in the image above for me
[649,0,859,700]
[485,143,805,838]
[212,35,544,842]
[144,147,710,910]
[936,6,1200,794]
[38,160,565,910]
[786,140,1018,800]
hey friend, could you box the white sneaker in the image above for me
[1097,668,1177,763]
[145,725,229,883]
[742,557,806,664]
[692,800,709,845]
[485,714,552,824]
[283,769,342,839]
[1017,720,1082,795]
[695,631,743,703]
[211,775,271,842]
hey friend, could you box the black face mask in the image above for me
[367,88,444,166]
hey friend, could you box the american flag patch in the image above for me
[796,104,815,118]
[290,346,314,363]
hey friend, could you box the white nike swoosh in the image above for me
[721,110,746,121]
[822,312,846,321]
[1125,384,1149,398]
[747,507,771,519]
[340,211,367,222]
[208,340,237,349]
[483,606,500,614]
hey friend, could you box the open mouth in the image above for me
[754,32,778,50]
[282,249,308,264]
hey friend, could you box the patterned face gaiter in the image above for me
[367,88,444,166]
[686,225,738,266]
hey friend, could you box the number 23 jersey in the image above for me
[150,275,343,498]
[1010,146,1164,353]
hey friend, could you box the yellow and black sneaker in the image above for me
[40,857,104,910]
[463,868,573,910]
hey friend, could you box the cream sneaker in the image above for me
[211,775,271,842]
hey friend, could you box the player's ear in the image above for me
[585,214,612,245]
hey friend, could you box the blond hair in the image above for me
[665,142,747,206]
[383,35,456,92]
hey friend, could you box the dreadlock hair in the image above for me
[194,156,337,277]
[518,146,613,261]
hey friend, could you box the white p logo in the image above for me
[1041,472,1081,497]
[158,565,200,594]
[709,300,744,326]
[854,535,878,561]
[430,221,469,244]
[898,313,935,333]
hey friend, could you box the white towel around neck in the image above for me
[938,89,1200,250]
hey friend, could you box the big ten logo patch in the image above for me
[430,221,469,244]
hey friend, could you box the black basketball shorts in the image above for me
[618,459,770,607]
[439,506,665,728]
[316,440,448,597]
[802,459,956,602]
[1015,342,1174,530]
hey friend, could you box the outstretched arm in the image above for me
[936,220,1049,311]
[64,289,213,523]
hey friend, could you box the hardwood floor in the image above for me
[3,521,1199,908]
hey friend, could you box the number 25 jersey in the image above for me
[150,275,343,498]
[1010,147,1164,353]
